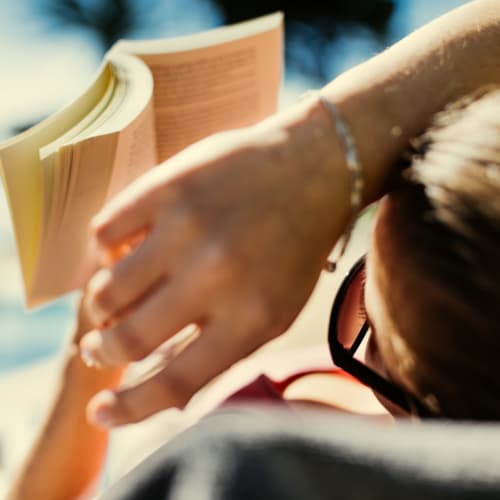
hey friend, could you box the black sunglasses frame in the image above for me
[327,256,439,419]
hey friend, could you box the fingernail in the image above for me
[81,347,97,368]
[79,330,103,367]
[89,390,117,428]
[94,408,115,429]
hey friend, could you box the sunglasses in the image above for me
[327,255,439,418]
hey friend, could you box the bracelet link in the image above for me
[302,90,364,272]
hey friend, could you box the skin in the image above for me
[8,4,500,496]
[79,0,500,428]
[6,302,125,500]
[364,198,415,418]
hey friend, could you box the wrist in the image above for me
[252,95,354,253]
[318,0,500,205]
[320,77,407,205]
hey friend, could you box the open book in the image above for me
[0,13,283,308]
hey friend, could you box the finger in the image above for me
[87,321,257,427]
[80,277,201,368]
[85,233,166,325]
[91,175,168,249]
[86,215,198,326]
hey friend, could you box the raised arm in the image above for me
[322,0,500,202]
[6,303,124,500]
[80,0,500,427]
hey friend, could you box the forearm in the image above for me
[249,1,500,259]
[322,0,500,203]
[7,342,124,500]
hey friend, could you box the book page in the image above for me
[39,72,117,160]
[106,98,157,199]
[29,134,119,306]
[30,103,157,306]
[119,13,283,161]
[0,63,112,296]
[29,54,156,305]
[103,54,158,198]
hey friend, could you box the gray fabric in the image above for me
[102,407,500,499]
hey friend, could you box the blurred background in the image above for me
[0,0,469,376]
[0,0,470,492]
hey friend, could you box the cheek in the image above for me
[364,333,392,383]
[364,334,379,371]
[364,248,402,376]
[373,389,409,418]
[365,336,409,417]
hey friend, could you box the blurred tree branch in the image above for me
[214,0,394,81]
[33,0,162,49]
[14,0,394,134]
[35,0,394,81]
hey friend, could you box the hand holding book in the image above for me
[81,97,349,427]
[0,13,282,308]
[78,0,500,427]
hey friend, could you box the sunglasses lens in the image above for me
[336,266,366,349]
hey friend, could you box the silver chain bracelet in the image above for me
[302,90,365,272]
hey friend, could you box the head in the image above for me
[365,87,500,420]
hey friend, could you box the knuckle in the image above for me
[202,241,239,279]
[203,242,227,270]
[91,285,116,317]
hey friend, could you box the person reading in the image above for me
[5,1,500,498]
[9,82,500,500]
[79,0,500,427]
